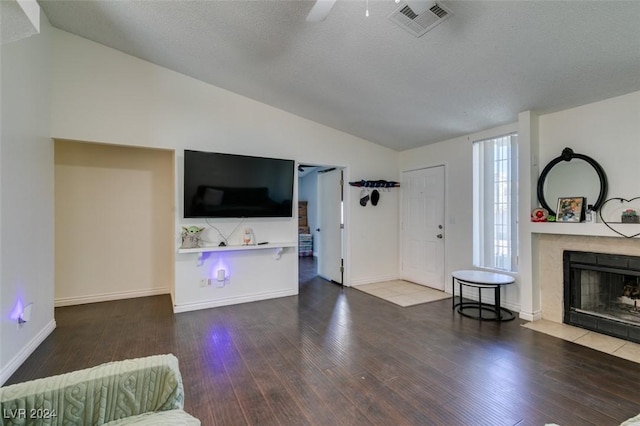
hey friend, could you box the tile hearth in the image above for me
[522,319,640,364]
[528,233,640,364]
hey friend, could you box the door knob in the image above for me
[436,234,443,239]
[316,228,321,232]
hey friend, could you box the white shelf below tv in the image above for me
[178,242,298,265]
[178,242,297,254]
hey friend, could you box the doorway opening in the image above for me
[298,164,345,287]
[54,140,174,307]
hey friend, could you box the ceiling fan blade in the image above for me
[306,0,337,22]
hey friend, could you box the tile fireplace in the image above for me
[564,250,640,343]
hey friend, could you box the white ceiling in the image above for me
[2,0,40,45]
[38,0,640,151]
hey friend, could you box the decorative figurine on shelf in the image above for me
[531,208,549,222]
[622,209,639,223]
[181,226,205,249]
[242,228,254,246]
[585,204,598,223]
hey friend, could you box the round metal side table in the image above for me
[451,270,515,321]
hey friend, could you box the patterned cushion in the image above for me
[0,354,196,426]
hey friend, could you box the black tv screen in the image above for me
[184,150,294,218]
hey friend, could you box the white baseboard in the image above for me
[55,287,170,307]
[519,310,542,322]
[350,274,400,287]
[502,300,521,313]
[173,288,298,313]
[0,319,56,385]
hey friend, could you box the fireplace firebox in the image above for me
[564,251,640,343]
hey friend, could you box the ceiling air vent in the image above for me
[388,1,452,38]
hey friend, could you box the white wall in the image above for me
[538,91,640,202]
[49,29,399,309]
[399,123,521,310]
[517,111,540,321]
[0,16,54,384]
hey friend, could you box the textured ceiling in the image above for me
[38,0,640,151]
[2,0,40,45]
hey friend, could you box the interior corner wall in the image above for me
[54,140,174,306]
[48,28,400,296]
[0,16,54,384]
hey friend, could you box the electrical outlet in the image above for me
[199,278,207,287]
[16,302,33,330]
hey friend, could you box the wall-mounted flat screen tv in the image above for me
[184,150,294,218]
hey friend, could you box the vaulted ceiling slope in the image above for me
[38,0,640,151]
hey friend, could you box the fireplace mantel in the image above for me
[530,222,640,238]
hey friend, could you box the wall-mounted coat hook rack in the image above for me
[348,180,400,189]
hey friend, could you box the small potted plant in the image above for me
[621,208,639,223]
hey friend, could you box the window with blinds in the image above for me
[472,133,518,272]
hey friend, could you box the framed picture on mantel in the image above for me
[556,197,585,222]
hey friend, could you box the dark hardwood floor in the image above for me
[8,257,640,425]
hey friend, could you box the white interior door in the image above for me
[317,168,343,284]
[402,166,445,290]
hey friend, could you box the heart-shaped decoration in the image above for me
[598,197,640,238]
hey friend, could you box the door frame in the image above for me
[297,162,350,287]
[317,167,344,285]
[400,163,447,291]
